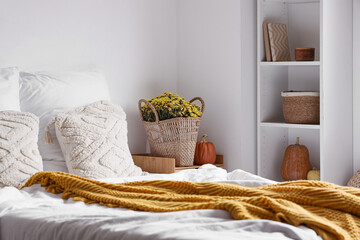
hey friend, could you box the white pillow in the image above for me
[0,67,20,111]
[0,111,43,188]
[52,101,143,178]
[19,68,111,162]
[43,160,68,173]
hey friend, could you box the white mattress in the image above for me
[0,165,322,240]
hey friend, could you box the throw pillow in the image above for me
[50,101,142,178]
[0,111,43,188]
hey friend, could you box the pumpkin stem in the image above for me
[296,137,300,145]
[200,134,208,143]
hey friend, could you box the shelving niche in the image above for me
[257,0,353,185]
[257,0,321,181]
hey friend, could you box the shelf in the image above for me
[260,121,320,129]
[260,61,320,67]
[175,163,225,173]
[176,155,225,172]
[263,0,320,3]
[132,154,225,174]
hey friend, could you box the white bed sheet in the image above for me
[0,165,322,240]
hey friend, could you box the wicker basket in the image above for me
[281,91,320,124]
[138,97,204,167]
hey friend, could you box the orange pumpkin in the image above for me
[281,137,312,181]
[194,134,216,165]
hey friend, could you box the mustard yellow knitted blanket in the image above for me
[23,172,360,240]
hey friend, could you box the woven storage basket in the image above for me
[139,97,204,167]
[281,91,320,124]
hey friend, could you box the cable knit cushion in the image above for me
[0,111,43,188]
[53,101,143,178]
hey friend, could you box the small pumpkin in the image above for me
[281,137,312,181]
[194,134,216,165]
[307,168,320,181]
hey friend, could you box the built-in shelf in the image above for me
[260,61,320,67]
[257,0,353,185]
[260,121,320,129]
[258,0,321,182]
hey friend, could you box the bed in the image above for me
[0,66,358,240]
[0,165,323,240]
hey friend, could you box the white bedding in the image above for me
[0,165,322,240]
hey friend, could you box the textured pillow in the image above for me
[0,67,20,111]
[50,101,142,178]
[0,111,43,188]
[19,68,111,162]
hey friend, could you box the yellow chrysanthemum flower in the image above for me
[141,92,202,122]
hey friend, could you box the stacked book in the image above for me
[263,22,291,62]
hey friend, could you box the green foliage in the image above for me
[141,92,202,122]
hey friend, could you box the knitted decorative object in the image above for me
[0,111,42,188]
[47,101,142,179]
[347,170,360,188]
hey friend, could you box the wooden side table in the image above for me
[132,154,225,174]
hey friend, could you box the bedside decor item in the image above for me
[295,48,315,61]
[139,92,204,167]
[267,23,291,61]
[307,168,320,181]
[194,134,216,165]
[281,91,320,124]
[347,170,360,188]
[281,137,312,181]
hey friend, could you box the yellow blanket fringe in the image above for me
[23,171,360,240]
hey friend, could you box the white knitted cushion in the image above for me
[52,101,142,178]
[0,111,43,188]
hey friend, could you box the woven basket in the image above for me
[282,91,320,124]
[138,97,204,167]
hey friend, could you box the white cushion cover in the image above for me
[53,101,142,178]
[0,67,20,111]
[19,68,111,162]
[0,111,43,188]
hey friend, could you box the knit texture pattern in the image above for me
[53,101,142,178]
[0,111,42,188]
[24,171,360,240]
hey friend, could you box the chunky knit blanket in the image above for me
[23,172,360,240]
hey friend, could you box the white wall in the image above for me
[322,0,353,184]
[0,0,177,153]
[0,0,258,171]
[177,0,257,173]
[354,0,360,173]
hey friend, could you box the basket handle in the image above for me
[190,97,205,113]
[139,99,160,123]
